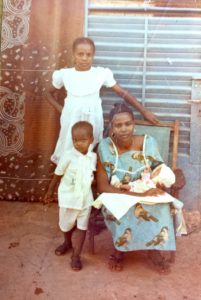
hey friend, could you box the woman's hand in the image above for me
[143,188,165,197]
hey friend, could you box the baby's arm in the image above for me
[111,84,160,125]
[43,174,62,205]
[119,183,131,191]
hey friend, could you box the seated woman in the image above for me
[96,102,180,273]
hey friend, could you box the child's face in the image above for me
[72,128,93,155]
[73,43,94,71]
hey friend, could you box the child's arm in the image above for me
[43,174,62,205]
[45,87,64,113]
[111,84,160,125]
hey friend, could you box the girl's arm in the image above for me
[111,84,159,125]
[45,87,67,113]
[96,154,164,196]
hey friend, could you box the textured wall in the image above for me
[0,0,84,201]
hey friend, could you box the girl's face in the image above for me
[112,112,135,143]
[73,43,94,71]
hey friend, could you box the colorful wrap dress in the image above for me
[98,135,176,252]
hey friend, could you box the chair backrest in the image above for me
[134,119,180,170]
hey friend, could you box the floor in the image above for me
[0,201,201,300]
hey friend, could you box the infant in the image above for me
[111,163,175,193]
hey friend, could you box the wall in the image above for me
[0,0,84,201]
[86,0,201,210]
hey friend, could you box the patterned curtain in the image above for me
[0,0,84,201]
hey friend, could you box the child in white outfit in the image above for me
[47,37,159,164]
[44,121,97,271]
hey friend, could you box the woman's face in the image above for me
[111,112,135,143]
[73,43,94,71]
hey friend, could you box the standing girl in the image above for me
[47,37,159,164]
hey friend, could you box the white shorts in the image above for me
[59,207,91,232]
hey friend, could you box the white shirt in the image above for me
[55,147,97,209]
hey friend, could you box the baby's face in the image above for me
[72,128,93,155]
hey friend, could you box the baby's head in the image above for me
[71,121,94,155]
[151,163,175,188]
[72,37,95,71]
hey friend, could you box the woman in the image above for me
[96,103,178,273]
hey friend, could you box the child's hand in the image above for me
[143,110,160,125]
[43,191,54,205]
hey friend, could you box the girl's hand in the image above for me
[142,110,160,125]
[143,188,165,197]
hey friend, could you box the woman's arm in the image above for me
[111,84,159,125]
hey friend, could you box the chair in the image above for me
[88,119,186,254]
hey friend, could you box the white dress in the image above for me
[51,66,116,164]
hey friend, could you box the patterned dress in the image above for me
[98,135,176,252]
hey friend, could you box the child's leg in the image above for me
[55,227,75,256]
[71,207,91,271]
[55,208,76,256]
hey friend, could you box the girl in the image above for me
[47,37,159,164]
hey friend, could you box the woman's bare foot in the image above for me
[108,252,124,271]
[148,251,171,275]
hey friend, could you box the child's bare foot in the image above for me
[55,243,72,256]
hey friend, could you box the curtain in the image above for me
[0,0,84,201]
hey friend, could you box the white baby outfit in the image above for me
[51,66,116,164]
[55,146,97,231]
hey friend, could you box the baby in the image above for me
[111,163,175,193]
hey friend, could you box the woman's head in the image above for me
[72,37,95,71]
[109,103,135,142]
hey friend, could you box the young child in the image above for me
[47,37,159,164]
[111,163,175,193]
[44,121,97,271]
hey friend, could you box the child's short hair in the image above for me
[72,37,95,53]
[71,121,93,137]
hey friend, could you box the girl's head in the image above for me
[72,37,95,71]
[71,121,94,154]
[109,103,135,143]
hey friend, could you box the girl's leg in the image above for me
[55,226,75,256]
[71,229,86,271]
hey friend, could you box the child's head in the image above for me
[72,37,95,71]
[71,121,94,155]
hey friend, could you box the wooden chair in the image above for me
[88,119,186,254]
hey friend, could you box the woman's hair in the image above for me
[109,102,135,123]
[72,37,96,53]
